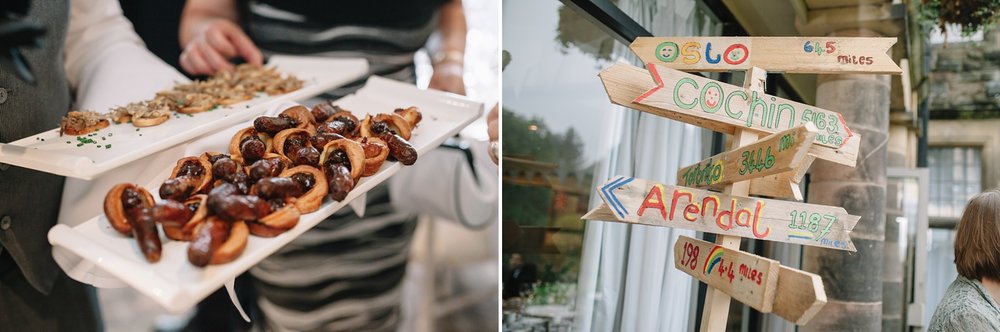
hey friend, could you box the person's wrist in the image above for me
[433,50,464,66]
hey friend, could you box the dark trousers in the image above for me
[0,251,102,332]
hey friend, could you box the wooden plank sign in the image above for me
[773,266,827,325]
[634,63,854,150]
[582,176,860,251]
[674,235,780,312]
[629,37,901,74]
[677,123,817,191]
[597,62,860,167]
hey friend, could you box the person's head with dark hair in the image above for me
[954,189,1000,281]
[509,252,523,270]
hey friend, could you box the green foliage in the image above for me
[502,109,588,227]
[919,0,1000,36]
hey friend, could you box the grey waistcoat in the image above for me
[0,0,71,294]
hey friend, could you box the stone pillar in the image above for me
[802,28,890,332]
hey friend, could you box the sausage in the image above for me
[379,132,418,166]
[187,218,231,267]
[159,175,201,201]
[311,102,337,123]
[290,172,316,191]
[176,160,206,177]
[325,164,354,202]
[151,200,193,227]
[239,136,267,162]
[248,158,285,182]
[206,153,232,164]
[252,177,305,199]
[317,121,352,136]
[289,146,320,167]
[207,183,272,221]
[129,208,162,263]
[231,171,252,195]
[309,132,344,149]
[211,157,240,182]
[253,116,296,135]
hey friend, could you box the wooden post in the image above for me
[700,67,767,332]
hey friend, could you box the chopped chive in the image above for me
[105,144,111,149]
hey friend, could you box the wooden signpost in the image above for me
[584,35,900,330]
[599,62,862,167]
[633,64,854,151]
[674,235,780,312]
[629,36,901,74]
[582,176,859,251]
[677,123,817,193]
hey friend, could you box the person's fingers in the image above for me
[487,104,498,141]
[181,46,213,75]
[223,24,263,66]
[197,42,234,73]
[206,28,238,59]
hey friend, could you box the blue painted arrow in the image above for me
[600,176,634,219]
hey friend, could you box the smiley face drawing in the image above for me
[723,44,750,65]
[655,41,679,62]
[701,83,723,111]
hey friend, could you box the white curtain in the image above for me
[573,1,720,331]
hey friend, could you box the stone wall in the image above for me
[928,29,1000,113]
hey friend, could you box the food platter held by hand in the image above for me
[0,55,369,180]
[48,76,483,314]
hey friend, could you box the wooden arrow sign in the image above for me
[629,37,901,74]
[675,236,827,324]
[598,62,860,167]
[674,235,780,312]
[678,123,817,191]
[583,176,860,251]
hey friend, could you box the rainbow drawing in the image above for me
[703,246,725,275]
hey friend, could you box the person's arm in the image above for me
[178,0,262,75]
[64,0,188,111]
[428,0,467,95]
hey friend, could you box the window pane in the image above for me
[928,147,983,218]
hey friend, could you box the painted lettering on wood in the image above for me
[674,235,780,312]
[597,63,860,167]
[678,124,817,190]
[630,37,901,74]
[583,177,860,251]
[633,64,854,149]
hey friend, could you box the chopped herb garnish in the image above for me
[135,128,140,131]
[76,143,83,147]
[40,138,44,141]
[101,137,106,141]
[108,133,113,137]
[66,141,71,144]
[105,144,111,149]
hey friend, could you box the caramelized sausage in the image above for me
[176,160,206,177]
[248,158,285,182]
[151,200,194,227]
[206,153,232,164]
[187,218,231,267]
[310,132,345,149]
[211,157,240,182]
[207,183,272,221]
[378,132,418,166]
[252,177,305,199]
[289,146,320,167]
[311,102,337,123]
[159,175,201,201]
[317,121,352,136]
[254,116,296,135]
[129,208,162,263]
[325,164,354,202]
[240,136,267,162]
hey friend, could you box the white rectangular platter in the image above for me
[48,76,483,313]
[0,55,369,180]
